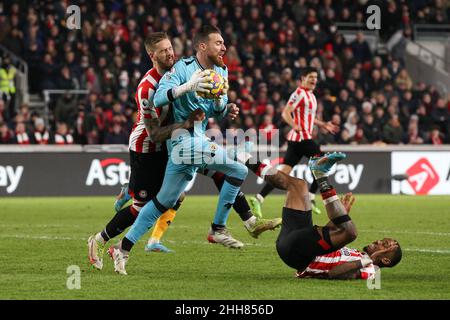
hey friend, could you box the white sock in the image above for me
[244,216,257,229]
[148,237,159,245]
[309,192,316,201]
[95,232,106,244]
[256,194,265,204]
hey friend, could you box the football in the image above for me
[197,69,225,99]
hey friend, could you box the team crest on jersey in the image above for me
[139,190,148,198]
[142,99,150,109]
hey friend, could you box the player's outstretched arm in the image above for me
[314,118,339,135]
[154,68,212,107]
[144,108,205,142]
[328,259,370,280]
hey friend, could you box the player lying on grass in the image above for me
[244,151,402,279]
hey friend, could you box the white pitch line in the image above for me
[359,229,450,237]
[1,234,449,254]
[0,234,77,241]
[404,248,450,254]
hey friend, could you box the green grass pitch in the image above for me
[0,195,449,300]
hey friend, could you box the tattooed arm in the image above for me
[144,108,205,143]
[245,161,291,190]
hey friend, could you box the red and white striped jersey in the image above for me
[129,68,171,153]
[296,247,376,280]
[286,86,317,142]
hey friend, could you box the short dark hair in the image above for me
[193,25,221,48]
[386,244,402,268]
[144,32,169,52]
[300,67,318,78]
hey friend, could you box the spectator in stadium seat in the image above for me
[383,115,405,144]
[31,117,51,145]
[13,122,30,145]
[337,128,351,144]
[104,122,128,145]
[401,90,418,114]
[322,69,341,97]
[40,53,58,90]
[350,32,372,63]
[243,115,256,132]
[374,105,388,128]
[259,114,278,144]
[431,98,449,137]
[2,28,24,57]
[405,115,425,145]
[353,127,369,145]
[54,122,74,145]
[366,69,384,93]
[343,112,359,140]
[58,65,78,90]
[362,114,382,144]
[428,127,444,144]
[395,69,413,91]
[0,121,14,144]
[421,93,434,114]
[415,104,433,134]
[54,92,77,125]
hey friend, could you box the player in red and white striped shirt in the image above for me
[244,152,402,280]
[88,32,207,268]
[251,67,339,217]
[297,245,377,280]
[128,67,170,153]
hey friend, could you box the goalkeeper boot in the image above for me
[246,217,282,239]
[144,242,174,253]
[108,244,129,275]
[308,152,346,178]
[87,235,105,270]
[249,196,263,218]
[207,227,244,249]
[114,183,131,212]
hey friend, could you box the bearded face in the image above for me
[152,38,175,71]
[204,33,226,67]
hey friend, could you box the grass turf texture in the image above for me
[0,195,449,300]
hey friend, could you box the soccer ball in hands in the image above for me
[197,69,225,99]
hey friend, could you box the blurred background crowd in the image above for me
[0,0,449,146]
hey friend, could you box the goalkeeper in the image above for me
[109,25,249,275]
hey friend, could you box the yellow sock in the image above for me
[150,209,177,242]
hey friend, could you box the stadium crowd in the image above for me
[0,0,449,145]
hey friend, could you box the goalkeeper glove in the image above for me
[173,69,213,99]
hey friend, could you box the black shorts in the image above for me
[283,140,321,167]
[276,207,335,271]
[128,149,168,202]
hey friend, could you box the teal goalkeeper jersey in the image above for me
[153,56,228,137]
